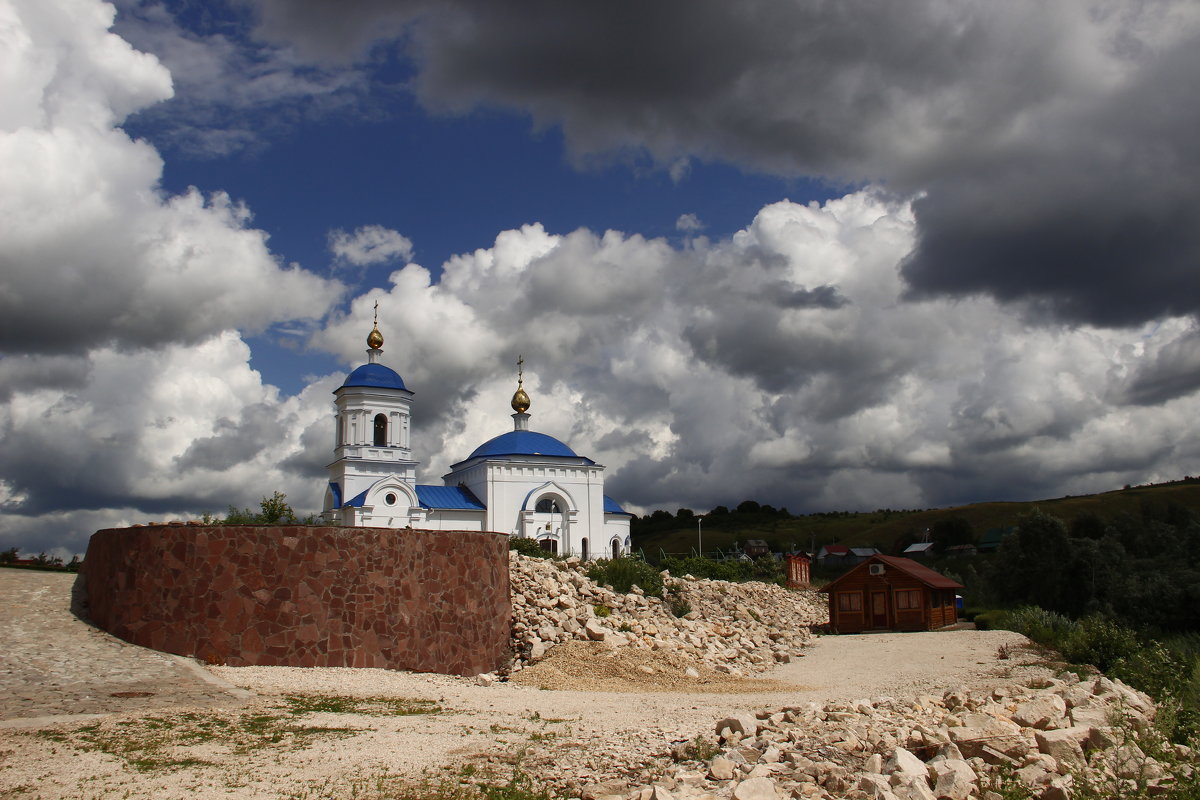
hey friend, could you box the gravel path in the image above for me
[0,568,1046,799]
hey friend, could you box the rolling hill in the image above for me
[630,477,1200,562]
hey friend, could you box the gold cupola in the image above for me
[367,300,384,350]
[511,354,531,413]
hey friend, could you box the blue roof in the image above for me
[416,485,486,511]
[344,488,369,508]
[603,495,632,515]
[339,363,407,391]
[467,430,582,460]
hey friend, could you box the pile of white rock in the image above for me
[507,552,828,674]
[568,673,1188,800]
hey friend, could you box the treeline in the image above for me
[630,500,794,536]
[964,501,1200,633]
[0,548,82,572]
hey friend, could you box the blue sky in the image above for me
[136,104,820,393]
[3,0,1200,556]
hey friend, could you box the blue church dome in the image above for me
[340,363,407,391]
[468,430,580,459]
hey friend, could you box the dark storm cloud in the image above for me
[253,0,1200,328]
[1121,328,1200,406]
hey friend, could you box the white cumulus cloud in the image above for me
[328,225,414,268]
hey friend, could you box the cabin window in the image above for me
[837,592,862,612]
[373,413,387,446]
[896,589,921,610]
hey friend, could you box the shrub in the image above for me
[592,604,611,618]
[509,537,551,558]
[1061,616,1140,673]
[586,557,664,598]
[668,597,692,618]
[1001,605,1078,649]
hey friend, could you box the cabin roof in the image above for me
[818,554,964,593]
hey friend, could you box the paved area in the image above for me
[0,569,251,726]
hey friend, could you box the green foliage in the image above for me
[996,604,1200,742]
[586,556,664,598]
[931,515,974,553]
[668,596,692,618]
[592,604,611,618]
[1061,616,1140,673]
[0,547,17,565]
[258,491,296,523]
[221,491,304,524]
[509,537,551,558]
[658,554,785,585]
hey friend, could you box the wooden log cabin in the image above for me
[819,554,963,633]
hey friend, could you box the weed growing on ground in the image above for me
[673,734,720,762]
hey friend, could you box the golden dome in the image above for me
[367,324,384,350]
[511,386,531,414]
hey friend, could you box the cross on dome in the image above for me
[511,354,531,414]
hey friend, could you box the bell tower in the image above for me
[323,303,420,524]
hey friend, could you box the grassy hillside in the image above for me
[631,478,1200,561]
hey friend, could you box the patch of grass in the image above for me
[24,694,439,774]
[592,604,611,618]
[283,694,441,717]
[284,768,560,800]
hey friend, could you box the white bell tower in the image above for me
[323,303,421,526]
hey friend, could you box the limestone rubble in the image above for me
[504,553,1194,799]
[507,552,828,675]
[552,673,1185,800]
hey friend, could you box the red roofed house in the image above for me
[819,555,963,633]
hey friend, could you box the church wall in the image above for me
[82,524,510,676]
[417,510,486,531]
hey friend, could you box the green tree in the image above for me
[991,509,1072,611]
[258,491,296,523]
[0,547,18,565]
[931,516,974,553]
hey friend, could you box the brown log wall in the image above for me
[82,525,510,676]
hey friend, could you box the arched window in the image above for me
[373,413,387,446]
[581,538,589,561]
[535,498,560,513]
[611,539,620,559]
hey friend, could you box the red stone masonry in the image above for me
[83,525,511,676]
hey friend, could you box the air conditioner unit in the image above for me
[869,563,885,575]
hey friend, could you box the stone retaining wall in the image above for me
[82,525,510,676]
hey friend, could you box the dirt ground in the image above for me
[0,625,1050,800]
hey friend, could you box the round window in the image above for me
[384,493,397,506]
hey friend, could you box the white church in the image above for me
[322,315,632,560]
